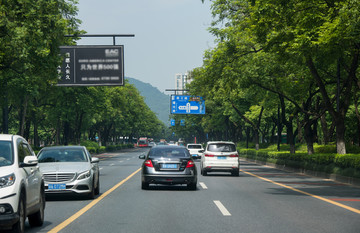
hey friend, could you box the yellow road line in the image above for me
[240,169,360,215]
[48,167,142,233]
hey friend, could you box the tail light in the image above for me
[229,154,238,157]
[204,154,215,157]
[186,160,195,168]
[144,159,153,167]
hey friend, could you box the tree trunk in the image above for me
[1,98,9,134]
[33,111,40,147]
[335,117,346,154]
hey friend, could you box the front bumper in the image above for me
[0,212,19,229]
[44,177,93,195]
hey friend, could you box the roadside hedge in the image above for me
[238,147,360,178]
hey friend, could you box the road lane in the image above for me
[24,150,360,233]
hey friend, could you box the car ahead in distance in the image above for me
[37,146,100,199]
[139,145,197,190]
[200,141,239,176]
[0,134,45,233]
[186,143,204,159]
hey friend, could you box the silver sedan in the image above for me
[37,146,100,199]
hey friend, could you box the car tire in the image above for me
[28,188,45,227]
[141,181,149,190]
[12,193,25,233]
[187,182,197,190]
[232,170,240,176]
[88,179,96,199]
[94,177,100,195]
[202,169,207,176]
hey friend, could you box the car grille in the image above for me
[44,173,76,183]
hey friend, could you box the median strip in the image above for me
[48,167,142,233]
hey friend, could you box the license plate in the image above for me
[192,154,197,157]
[217,156,226,160]
[48,183,66,190]
[162,164,178,169]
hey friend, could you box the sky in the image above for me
[76,0,216,93]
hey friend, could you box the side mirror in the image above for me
[91,157,100,163]
[139,154,146,159]
[20,155,38,167]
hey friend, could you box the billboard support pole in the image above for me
[64,34,135,46]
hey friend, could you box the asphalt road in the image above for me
[22,148,360,233]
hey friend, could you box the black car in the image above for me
[139,145,197,190]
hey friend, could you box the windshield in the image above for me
[38,148,88,163]
[207,143,236,152]
[148,147,190,158]
[0,141,13,167]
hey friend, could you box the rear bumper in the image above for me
[142,174,197,185]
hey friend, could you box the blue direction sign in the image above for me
[171,95,205,115]
[170,119,175,126]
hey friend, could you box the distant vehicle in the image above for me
[138,137,149,147]
[149,142,156,147]
[186,143,204,159]
[139,145,197,190]
[200,141,239,176]
[37,146,100,199]
[0,134,45,232]
[157,141,168,146]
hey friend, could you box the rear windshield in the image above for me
[149,147,190,158]
[207,143,236,152]
[187,145,202,149]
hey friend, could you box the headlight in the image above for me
[77,170,91,180]
[0,173,16,188]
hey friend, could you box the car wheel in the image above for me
[88,179,95,199]
[12,194,25,233]
[28,187,45,227]
[202,169,207,176]
[187,182,197,190]
[232,170,240,176]
[141,181,149,190]
[94,177,100,195]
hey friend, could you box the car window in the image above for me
[187,145,202,149]
[38,149,88,163]
[0,141,13,166]
[149,148,190,158]
[17,139,32,164]
[207,143,236,152]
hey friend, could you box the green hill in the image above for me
[126,77,170,125]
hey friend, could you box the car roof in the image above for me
[0,134,22,141]
[152,145,186,149]
[40,145,86,151]
[206,141,235,145]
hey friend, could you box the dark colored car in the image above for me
[139,145,197,190]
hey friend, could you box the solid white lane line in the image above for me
[199,182,208,189]
[213,200,231,216]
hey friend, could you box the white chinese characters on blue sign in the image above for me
[171,95,205,115]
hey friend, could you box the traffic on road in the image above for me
[2,146,357,233]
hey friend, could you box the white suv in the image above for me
[0,134,45,232]
[186,144,204,159]
[200,141,239,176]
